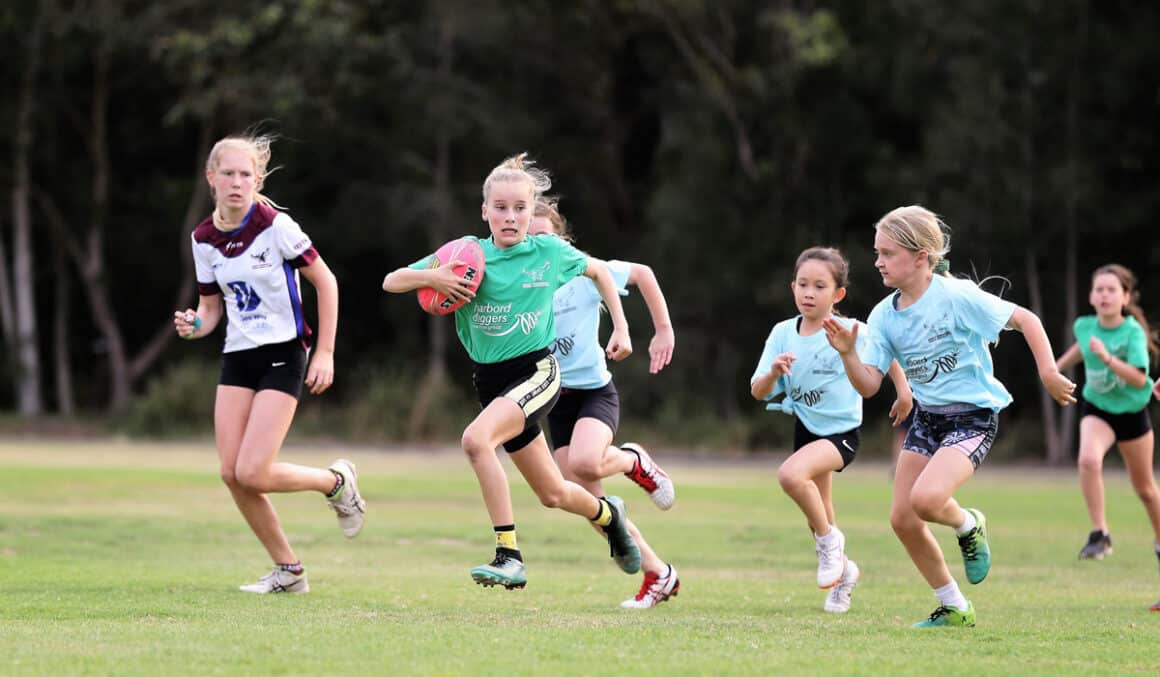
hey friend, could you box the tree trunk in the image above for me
[53,244,75,415]
[128,123,212,382]
[8,1,47,415]
[407,17,454,440]
[1058,1,1089,457]
[1027,250,1064,464]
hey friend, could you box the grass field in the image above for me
[1,440,1158,675]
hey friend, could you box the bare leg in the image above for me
[890,451,954,588]
[1077,416,1116,533]
[777,441,844,535]
[1119,430,1160,543]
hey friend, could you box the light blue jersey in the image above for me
[549,259,632,389]
[865,274,1017,411]
[750,316,870,435]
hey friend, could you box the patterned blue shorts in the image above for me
[902,404,999,470]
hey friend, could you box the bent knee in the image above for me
[461,427,494,461]
[569,458,603,484]
[535,484,568,509]
[233,465,267,492]
[777,465,806,492]
[909,490,947,522]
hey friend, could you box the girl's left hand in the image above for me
[606,328,633,362]
[647,327,675,374]
[1153,379,1160,401]
[305,348,335,395]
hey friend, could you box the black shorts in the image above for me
[219,339,308,398]
[546,382,620,450]
[1081,400,1153,442]
[793,419,860,471]
[473,348,562,453]
[903,403,998,470]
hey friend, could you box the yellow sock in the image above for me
[494,526,518,551]
[590,499,613,527]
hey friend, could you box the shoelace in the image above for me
[958,530,979,560]
[634,572,662,601]
[817,539,842,566]
[926,605,952,622]
[488,553,516,569]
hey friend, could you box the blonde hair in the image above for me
[482,152,551,202]
[875,205,951,275]
[206,135,283,227]
[534,195,573,241]
[1092,263,1159,358]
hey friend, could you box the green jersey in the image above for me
[409,234,588,364]
[1073,315,1153,413]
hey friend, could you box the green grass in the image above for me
[1,441,1158,675]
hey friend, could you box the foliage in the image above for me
[2,2,1159,452]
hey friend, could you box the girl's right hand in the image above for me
[173,309,199,339]
[428,261,477,303]
[1041,369,1077,406]
[822,318,858,354]
[770,352,795,378]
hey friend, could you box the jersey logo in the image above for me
[251,248,270,264]
[550,334,576,357]
[790,386,824,407]
[227,281,262,312]
[522,261,552,288]
[907,351,959,384]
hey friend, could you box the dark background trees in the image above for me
[2,1,1156,460]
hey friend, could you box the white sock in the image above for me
[816,525,841,545]
[954,509,976,536]
[934,581,969,610]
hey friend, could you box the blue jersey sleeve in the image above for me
[949,278,1017,343]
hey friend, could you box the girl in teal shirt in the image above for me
[1055,264,1160,573]
[382,154,640,590]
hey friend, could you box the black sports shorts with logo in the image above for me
[219,339,308,398]
[793,419,860,471]
[473,348,562,453]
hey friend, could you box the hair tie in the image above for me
[933,258,950,274]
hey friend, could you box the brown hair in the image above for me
[533,196,572,241]
[794,246,850,289]
[1092,263,1159,358]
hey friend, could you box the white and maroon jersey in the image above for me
[191,202,318,353]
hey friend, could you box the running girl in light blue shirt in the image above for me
[751,247,911,614]
[530,197,680,609]
[824,205,1076,628]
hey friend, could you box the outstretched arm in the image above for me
[585,258,632,361]
[822,318,884,398]
[627,262,674,373]
[1007,307,1077,405]
[1055,342,1082,372]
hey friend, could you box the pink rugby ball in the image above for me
[417,237,486,315]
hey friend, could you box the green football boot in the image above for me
[958,508,991,584]
[912,601,976,628]
[471,551,526,590]
[602,496,642,574]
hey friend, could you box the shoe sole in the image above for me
[818,557,846,589]
[621,579,681,609]
[332,459,365,538]
[472,574,526,590]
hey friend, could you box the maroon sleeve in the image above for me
[197,282,222,296]
[288,246,319,269]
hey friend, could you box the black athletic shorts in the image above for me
[1081,400,1153,442]
[546,382,620,451]
[903,403,998,470]
[473,348,562,453]
[793,419,860,471]
[219,339,308,398]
